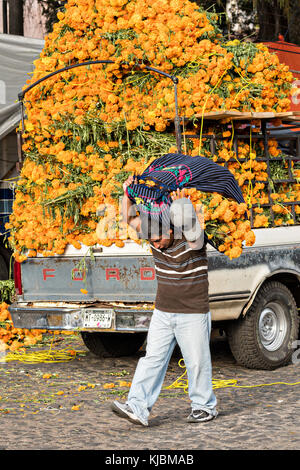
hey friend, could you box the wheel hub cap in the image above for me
[259,303,288,351]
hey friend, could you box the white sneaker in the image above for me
[187,409,217,423]
[111,400,148,427]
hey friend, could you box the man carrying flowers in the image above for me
[111,175,218,426]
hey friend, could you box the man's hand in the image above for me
[122,174,141,235]
[123,174,137,193]
[170,188,190,201]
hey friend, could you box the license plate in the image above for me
[83,309,113,328]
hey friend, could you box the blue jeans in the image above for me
[126,308,217,423]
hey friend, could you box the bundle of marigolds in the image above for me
[6,0,295,262]
[187,123,300,234]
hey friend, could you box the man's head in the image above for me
[149,228,174,250]
[140,214,174,250]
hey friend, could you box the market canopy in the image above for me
[0,34,43,141]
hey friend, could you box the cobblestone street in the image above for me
[0,331,299,451]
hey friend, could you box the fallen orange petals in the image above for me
[118,380,132,387]
[43,373,52,379]
[103,383,115,389]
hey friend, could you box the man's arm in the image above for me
[122,176,141,234]
[170,189,204,250]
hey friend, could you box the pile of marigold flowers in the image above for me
[6,0,296,262]
[190,125,300,231]
[183,188,253,260]
[0,301,77,352]
[0,302,44,351]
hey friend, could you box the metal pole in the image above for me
[172,78,182,154]
[2,0,8,34]
[261,119,275,226]
[16,101,25,171]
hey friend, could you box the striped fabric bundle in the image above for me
[126,153,245,223]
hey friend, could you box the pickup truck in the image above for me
[8,224,300,370]
[6,61,300,371]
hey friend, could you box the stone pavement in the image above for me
[0,331,299,451]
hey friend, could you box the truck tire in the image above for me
[226,281,299,370]
[80,332,146,357]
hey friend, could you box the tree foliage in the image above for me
[36,0,67,34]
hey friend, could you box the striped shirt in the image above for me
[151,235,209,314]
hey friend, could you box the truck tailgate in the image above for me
[20,255,157,302]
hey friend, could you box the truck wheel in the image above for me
[226,281,299,370]
[80,332,146,357]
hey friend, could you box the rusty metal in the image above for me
[18,255,157,302]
